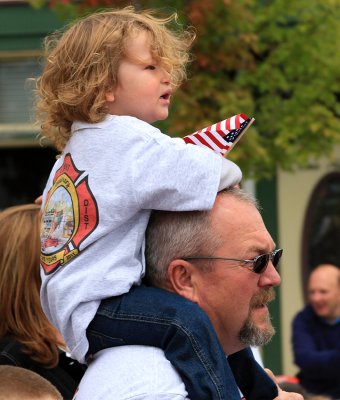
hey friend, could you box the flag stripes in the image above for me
[183,113,254,157]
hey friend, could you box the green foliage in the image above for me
[240,0,340,177]
[30,0,340,179]
[28,0,46,9]
[150,0,340,179]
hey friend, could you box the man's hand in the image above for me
[265,369,304,400]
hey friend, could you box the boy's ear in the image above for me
[105,90,115,103]
[167,260,198,304]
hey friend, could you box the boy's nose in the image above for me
[161,68,171,83]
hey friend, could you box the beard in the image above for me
[238,288,276,347]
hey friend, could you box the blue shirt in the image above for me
[292,305,340,398]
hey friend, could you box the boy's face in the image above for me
[105,30,172,123]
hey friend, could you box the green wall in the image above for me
[0,4,62,51]
[257,176,283,374]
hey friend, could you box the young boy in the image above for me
[37,7,275,399]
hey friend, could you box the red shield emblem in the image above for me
[41,153,98,274]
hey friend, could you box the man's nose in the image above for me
[259,262,281,287]
[309,293,322,303]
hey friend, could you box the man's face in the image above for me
[308,265,340,322]
[190,194,281,354]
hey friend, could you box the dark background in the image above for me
[0,147,57,209]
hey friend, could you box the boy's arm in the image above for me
[132,115,247,210]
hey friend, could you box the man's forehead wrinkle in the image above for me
[229,227,274,247]
[246,242,277,254]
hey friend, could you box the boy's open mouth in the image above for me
[160,92,171,100]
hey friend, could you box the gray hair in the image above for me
[145,187,258,286]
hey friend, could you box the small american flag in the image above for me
[182,113,254,157]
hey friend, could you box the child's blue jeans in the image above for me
[87,285,278,400]
[86,284,241,400]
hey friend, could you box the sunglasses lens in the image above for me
[253,254,269,274]
[273,249,283,268]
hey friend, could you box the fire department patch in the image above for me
[40,153,99,275]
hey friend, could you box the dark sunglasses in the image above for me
[183,249,283,274]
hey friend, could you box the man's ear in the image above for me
[167,259,198,303]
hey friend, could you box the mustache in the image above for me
[250,288,276,308]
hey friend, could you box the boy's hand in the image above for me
[34,195,43,205]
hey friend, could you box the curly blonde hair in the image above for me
[0,204,63,368]
[35,7,195,151]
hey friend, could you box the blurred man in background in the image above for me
[292,264,340,399]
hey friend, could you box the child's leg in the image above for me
[228,348,278,399]
[87,284,240,400]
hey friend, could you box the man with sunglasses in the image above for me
[75,188,303,400]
